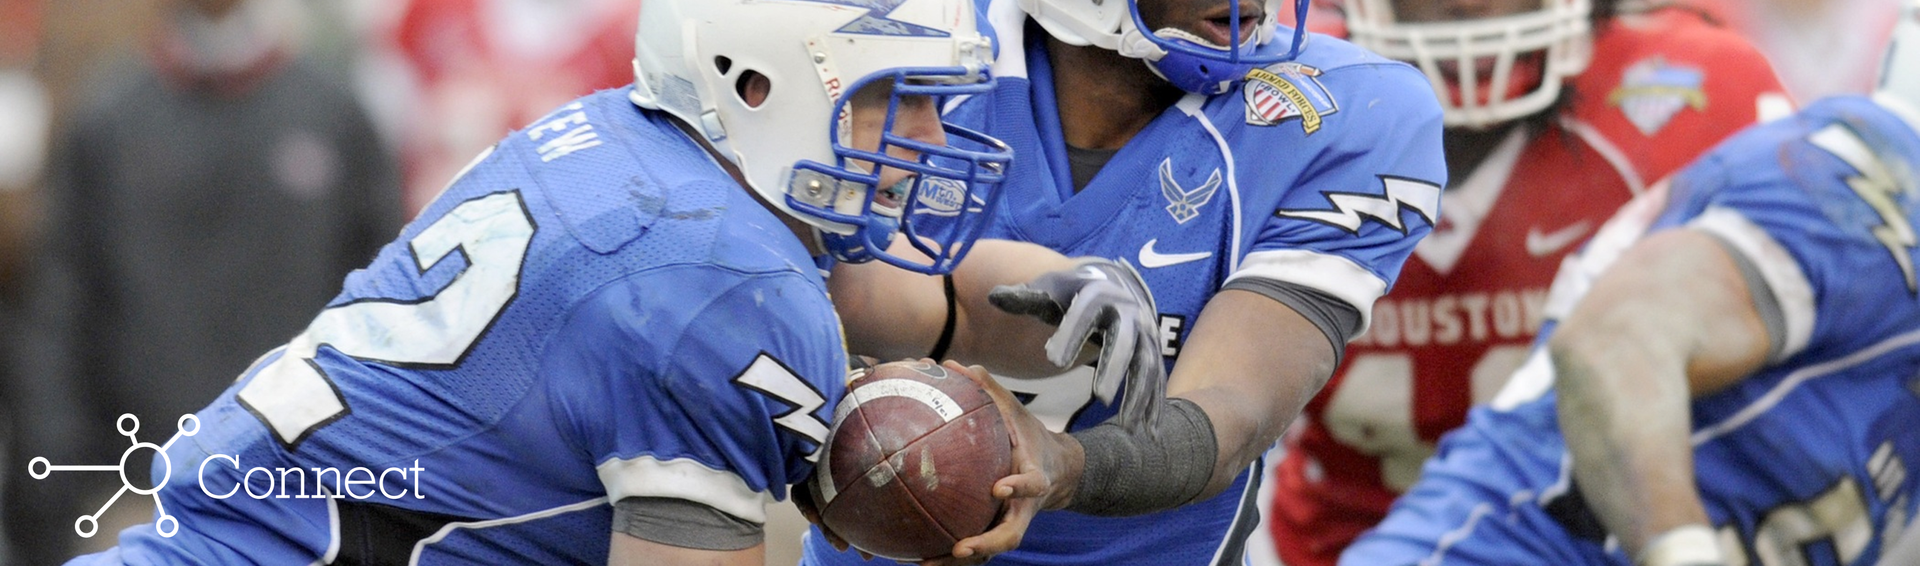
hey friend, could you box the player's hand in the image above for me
[987,258,1166,431]
[929,362,1083,566]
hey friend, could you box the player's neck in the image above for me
[1442,121,1527,185]
[671,118,828,257]
[1046,37,1184,151]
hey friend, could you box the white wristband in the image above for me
[1640,524,1725,566]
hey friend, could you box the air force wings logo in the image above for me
[1277,176,1441,234]
[1159,159,1222,224]
[794,0,952,37]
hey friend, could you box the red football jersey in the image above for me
[382,0,641,211]
[1264,9,1787,566]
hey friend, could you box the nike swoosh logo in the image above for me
[1525,221,1594,257]
[1139,239,1212,268]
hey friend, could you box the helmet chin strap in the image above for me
[1116,27,1170,62]
[1115,20,1278,95]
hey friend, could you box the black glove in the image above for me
[987,258,1166,432]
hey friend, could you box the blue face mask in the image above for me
[1128,0,1312,95]
[785,68,1013,275]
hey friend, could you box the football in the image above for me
[809,360,1014,561]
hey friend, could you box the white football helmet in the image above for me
[1017,0,1310,95]
[631,0,1011,274]
[1880,0,1920,115]
[1342,0,1593,128]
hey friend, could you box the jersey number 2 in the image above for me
[237,191,536,449]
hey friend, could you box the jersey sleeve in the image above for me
[1673,115,1920,361]
[1231,62,1447,336]
[543,265,846,526]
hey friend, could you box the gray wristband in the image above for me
[1066,398,1218,516]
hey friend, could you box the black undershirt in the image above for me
[1067,144,1121,193]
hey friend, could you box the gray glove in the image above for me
[987,258,1166,431]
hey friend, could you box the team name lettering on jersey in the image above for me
[1158,314,1186,358]
[1351,287,1550,347]
[528,102,603,162]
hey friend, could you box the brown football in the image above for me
[809,360,1013,561]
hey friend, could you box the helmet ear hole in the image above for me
[736,70,771,109]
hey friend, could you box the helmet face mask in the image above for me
[793,71,1012,273]
[631,0,1012,274]
[1020,0,1314,95]
[1343,0,1592,129]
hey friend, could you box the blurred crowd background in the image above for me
[0,0,1899,564]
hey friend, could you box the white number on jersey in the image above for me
[1322,345,1529,490]
[1723,476,1872,566]
[732,353,831,460]
[995,367,1098,433]
[237,190,536,448]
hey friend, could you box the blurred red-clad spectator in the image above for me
[357,0,643,212]
[0,1,43,564]
[0,0,46,296]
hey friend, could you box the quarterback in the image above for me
[809,0,1447,564]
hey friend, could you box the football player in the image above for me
[57,1,1142,564]
[1265,2,1789,564]
[806,0,1448,564]
[1342,3,1920,564]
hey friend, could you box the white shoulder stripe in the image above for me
[596,455,773,524]
[1687,207,1817,360]
[1229,250,1389,336]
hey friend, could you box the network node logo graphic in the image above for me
[28,413,200,538]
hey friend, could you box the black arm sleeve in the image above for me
[1220,277,1364,365]
[1705,233,1786,360]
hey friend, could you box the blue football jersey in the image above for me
[74,88,849,565]
[804,1,1446,564]
[1345,95,1920,566]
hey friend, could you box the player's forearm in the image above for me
[1551,327,1711,559]
[944,240,1085,377]
[832,239,1079,374]
[1553,230,1775,561]
[1168,290,1335,498]
[831,258,951,362]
